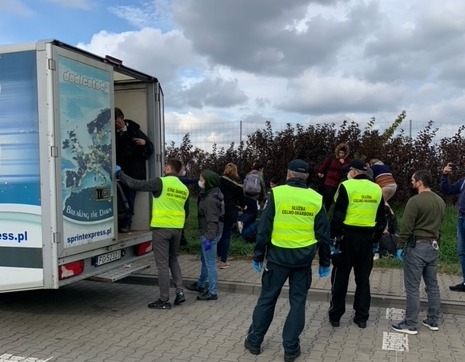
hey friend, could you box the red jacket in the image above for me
[318,143,350,188]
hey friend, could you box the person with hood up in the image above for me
[115,107,154,232]
[187,170,225,301]
[317,143,351,212]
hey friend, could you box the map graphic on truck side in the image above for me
[58,55,115,247]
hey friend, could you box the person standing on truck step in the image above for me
[115,107,154,233]
[116,158,189,310]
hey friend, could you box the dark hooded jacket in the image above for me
[318,143,351,188]
[116,119,154,180]
[197,170,225,240]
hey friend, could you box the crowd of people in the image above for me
[114,120,462,362]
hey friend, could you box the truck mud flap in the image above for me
[87,257,152,283]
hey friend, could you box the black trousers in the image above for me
[329,229,374,323]
[247,255,315,355]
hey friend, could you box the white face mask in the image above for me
[180,170,186,177]
[198,180,205,189]
[347,171,353,180]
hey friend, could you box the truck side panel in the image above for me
[0,50,44,291]
[56,54,115,249]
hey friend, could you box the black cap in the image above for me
[287,159,309,173]
[342,159,367,172]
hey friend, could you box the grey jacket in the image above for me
[197,187,224,241]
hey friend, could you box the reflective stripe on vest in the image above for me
[271,185,322,248]
[151,176,189,229]
[342,179,382,227]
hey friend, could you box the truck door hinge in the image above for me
[48,59,56,71]
[53,232,61,244]
[51,146,59,158]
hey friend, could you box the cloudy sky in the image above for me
[1,0,464,147]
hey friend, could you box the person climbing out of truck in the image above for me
[114,107,154,232]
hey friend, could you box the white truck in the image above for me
[0,39,164,293]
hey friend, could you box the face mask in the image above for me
[198,180,205,189]
[347,171,353,180]
[180,171,186,177]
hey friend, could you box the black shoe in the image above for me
[148,299,171,310]
[186,282,205,293]
[174,292,186,306]
[353,318,367,328]
[330,319,340,327]
[284,349,301,362]
[244,338,261,355]
[196,291,218,301]
[449,282,465,292]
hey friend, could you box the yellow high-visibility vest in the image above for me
[271,185,322,248]
[341,179,382,227]
[151,176,189,229]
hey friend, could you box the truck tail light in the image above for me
[59,260,84,280]
[135,241,152,256]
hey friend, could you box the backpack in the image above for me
[243,172,261,197]
[379,234,398,258]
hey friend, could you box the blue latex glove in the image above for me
[396,249,404,263]
[202,239,212,251]
[252,261,263,274]
[319,266,330,278]
[115,165,121,175]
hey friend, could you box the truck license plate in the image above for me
[94,250,122,266]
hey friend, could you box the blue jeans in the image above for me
[242,221,258,239]
[197,235,221,295]
[457,218,465,282]
[242,197,258,229]
[403,243,440,327]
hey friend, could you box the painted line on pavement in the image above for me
[0,354,53,362]
[382,331,409,352]
[385,307,405,320]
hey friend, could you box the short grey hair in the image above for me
[288,170,308,179]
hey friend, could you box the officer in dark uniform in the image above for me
[328,159,386,328]
[244,159,331,362]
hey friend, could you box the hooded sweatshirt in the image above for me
[197,170,225,240]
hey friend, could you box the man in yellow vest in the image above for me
[328,159,386,328]
[244,159,331,362]
[117,158,189,310]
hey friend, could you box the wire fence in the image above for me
[165,119,464,152]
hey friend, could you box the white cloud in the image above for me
[77,27,194,85]
[109,0,172,30]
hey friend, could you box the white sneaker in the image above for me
[237,221,243,234]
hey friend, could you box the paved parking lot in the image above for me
[1,279,465,362]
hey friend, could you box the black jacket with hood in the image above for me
[197,170,225,240]
[116,119,154,180]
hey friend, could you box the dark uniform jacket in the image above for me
[253,177,331,268]
[330,174,386,241]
